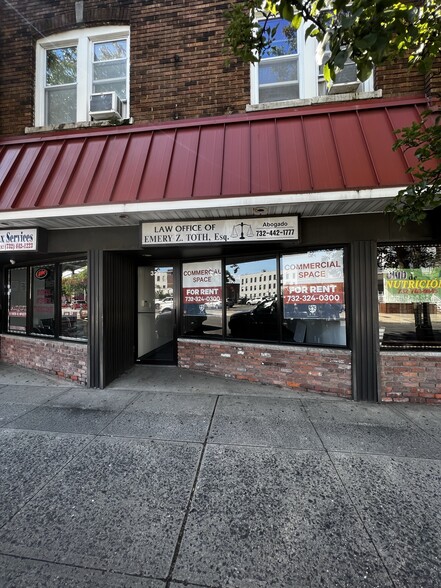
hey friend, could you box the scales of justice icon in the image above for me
[231,222,253,240]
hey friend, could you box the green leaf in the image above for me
[362,33,378,49]
[291,13,303,29]
[334,50,348,69]
[280,3,294,22]
[305,23,318,38]
[357,60,373,82]
[322,62,332,83]
[340,14,356,29]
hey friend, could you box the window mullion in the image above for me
[35,45,46,126]
[26,266,32,335]
[302,35,319,99]
[55,263,61,338]
[76,36,89,122]
[250,62,259,104]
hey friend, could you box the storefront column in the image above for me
[87,249,104,388]
[350,241,380,401]
[88,250,136,388]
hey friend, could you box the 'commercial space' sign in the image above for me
[282,249,345,306]
[182,260,222,306]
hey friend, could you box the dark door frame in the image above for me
[135,261,179,366]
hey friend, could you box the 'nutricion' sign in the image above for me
[141,216,299,246]
[0,228,38,251]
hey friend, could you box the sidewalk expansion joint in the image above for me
[299,398,398,588]
[164,394,220,588]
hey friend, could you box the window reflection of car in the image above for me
[246,297,262,305]
[229,298,343,341]
[71,299,87,310]
[64,299,88,319]
[206,300,222,310]
[182,303,207,335]
[229,298,279,340]
[206,299,234,309]
[155,297,174,313]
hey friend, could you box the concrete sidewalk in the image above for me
[0,364,440,587]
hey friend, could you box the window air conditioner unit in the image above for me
[328,80,361,94]
[89,91,123,120]
[328,61,361,95]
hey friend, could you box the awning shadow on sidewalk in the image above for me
[1,361,346,400]
[106,364,342,400]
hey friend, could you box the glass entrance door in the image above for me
[137,265,176,363]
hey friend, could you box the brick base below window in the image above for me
[0,335,87,385]
[178,339,352,399]
[380,352,441,404]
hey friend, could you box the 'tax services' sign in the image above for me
[142,216,299,246]
[0,229,38,251]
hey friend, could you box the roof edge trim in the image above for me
[0,187,404,223]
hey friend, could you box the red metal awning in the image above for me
[0,97,427,218]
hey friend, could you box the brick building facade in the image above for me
[2,0,439,137]
[0,0,440,402]
[0,0,249,136]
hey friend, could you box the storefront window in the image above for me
[281,249,346,345]
[31,265,55,336]
[6,259,87,342]
[61,261,88,340]
[181,250,348,347]
[7,267,28,333]
[182,260,223,337]
[378,244,441,349]
[226,257,279,341]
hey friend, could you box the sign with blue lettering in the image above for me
[0,228,38,251]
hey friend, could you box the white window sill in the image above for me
[246,90,383,112]
[25,117,134,134]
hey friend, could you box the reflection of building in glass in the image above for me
[239,270,278,299]
[156,270,173,295]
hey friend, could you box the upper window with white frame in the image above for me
[250,17,372,106]
[35,26,130,127]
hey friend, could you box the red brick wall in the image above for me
[3,334,440,401]
[380,352,441,404]
[425,56,441,101]
[178,339,352,398]
[0,335,87,385]
[376,60,425,98]
[0,0,248,136]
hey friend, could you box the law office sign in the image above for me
[141,216,299,246]
[0,228,39,251]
